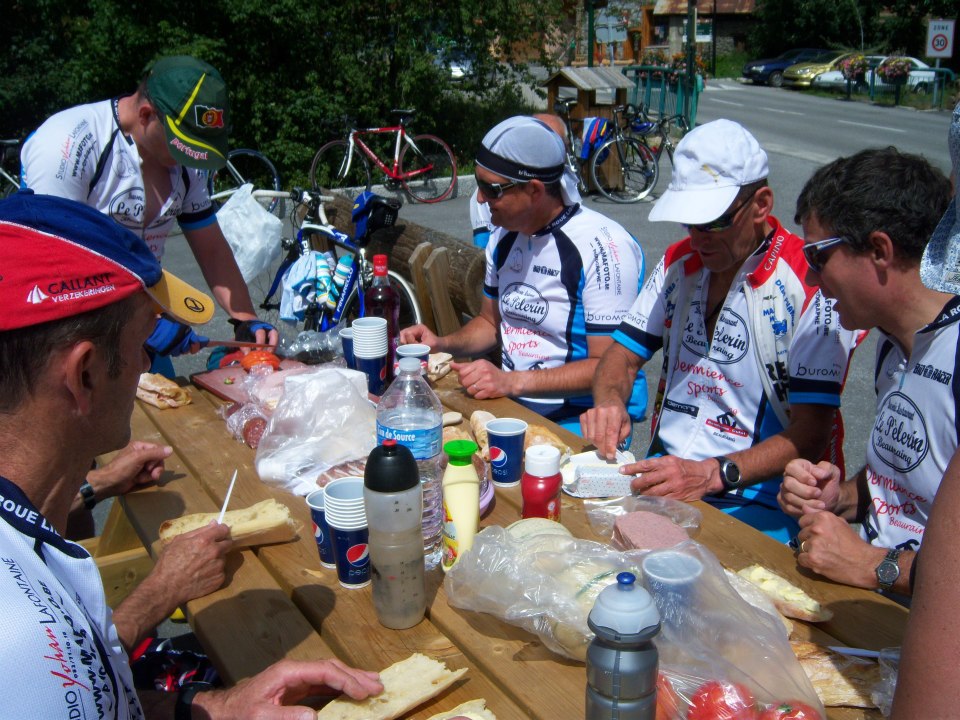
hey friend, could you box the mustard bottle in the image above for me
[440,440,480,572]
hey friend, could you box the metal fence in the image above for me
[621,65,704,126]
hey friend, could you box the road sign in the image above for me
[926,18,955,59]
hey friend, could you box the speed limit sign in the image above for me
[927,19,955,59]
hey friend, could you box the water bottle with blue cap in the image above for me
[585,571,661,720]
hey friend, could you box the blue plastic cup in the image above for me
[355,353,388,395]
[340,328,356,370]
[486,418,528,487]
[305,490,336,568]
[327,523,370,589]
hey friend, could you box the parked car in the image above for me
[812,56,936,93]
[782,50,853,88]
[742,48,827,87]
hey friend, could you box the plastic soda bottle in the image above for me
[376,356,444,569]
[440,439,480,572]
[364,254,400,381]
[521,444,563,521]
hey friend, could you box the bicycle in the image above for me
[206,147,284,215]
[628,108,691,198]
[553,98,588,193]
[211,185,422,357]
[309,110,457,204]
[1,139,22,197]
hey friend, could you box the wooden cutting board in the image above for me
[191,360,307,404]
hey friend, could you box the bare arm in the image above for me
[184,222,259,320]
[580,342,646,459]
[399,295,500,358]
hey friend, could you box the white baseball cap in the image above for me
[649,119,769,225]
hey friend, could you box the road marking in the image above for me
[759,107,804,116]
[838,119,907,134]
[711,98,744,107]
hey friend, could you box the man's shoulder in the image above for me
[31,99,114,139]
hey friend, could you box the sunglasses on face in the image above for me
[802,236,851,273]
[684,187,761,233]
[475,177,527,200]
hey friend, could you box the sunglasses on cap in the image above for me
[475,176,528,200]
[802,236,851,273]
[683,187,762,233]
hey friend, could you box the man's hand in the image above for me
[399,324,442,349]
[796,512,885,589]
[193,658,383,720]
[151,521,234,607]
[777,459,842,518]
[625,455,721,501]
[231,318,280,349]
[87,441,172,500]
[452,359,515,399]
[580,401,631,460]
[146,316,209,356]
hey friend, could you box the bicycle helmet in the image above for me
[351,191,401,245]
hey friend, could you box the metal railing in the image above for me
[621,65,703,127]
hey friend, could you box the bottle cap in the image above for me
[444,440,478,466]
[373,254,388,276]
[524,444,561,477]
[398,357,421,374]
[365,439,419,492]
[588,572,660,640]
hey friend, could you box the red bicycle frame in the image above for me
[346,125,433,180]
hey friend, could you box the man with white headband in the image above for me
[401,116,646,432]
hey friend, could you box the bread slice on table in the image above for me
[791,641,881,708]
[159,499,300,548]
[137,372,191,409]
[469,411,496,461]
[736,564,833,622]
[426,699,496,720]
[316,653,467,720]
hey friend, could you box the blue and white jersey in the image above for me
[863,296,960,551]
[21,98,216,262]
[0,476,143,719]
[484,203,647,420]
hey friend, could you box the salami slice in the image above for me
[242,417,268,449]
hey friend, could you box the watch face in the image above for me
[877,560,899,585]
[720,459,741,488]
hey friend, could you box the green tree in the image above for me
[749,0,882,57]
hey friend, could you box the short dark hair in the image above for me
[0,296,138,412]
[543,179,563,200]
[795,147,951,262]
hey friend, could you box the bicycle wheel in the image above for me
[309,140,371,195]
[208,148,283,216]
[590,136,659,203]
[399,134,456,203]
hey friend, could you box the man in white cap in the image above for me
[581,119,861,542]
[778,145,952,595]
[401,116,646,432]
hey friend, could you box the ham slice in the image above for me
[612,511,690,551]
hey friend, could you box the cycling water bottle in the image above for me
[364,254,400,381]
[376,356,443,569]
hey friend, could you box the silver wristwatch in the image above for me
[715,456,743,492]
[876,548,902,591]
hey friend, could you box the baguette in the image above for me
[426,699,496,720]
[428,352,453,382]
[470,411,496,461]
[137,372,191,409]
[159,499,300,548]
[737,564,833,622]
[791,641,880,708]
[316,653,467,720]
[525,424,572,460]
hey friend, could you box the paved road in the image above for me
[165,81,955,477]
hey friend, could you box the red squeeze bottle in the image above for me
[521,445,563,521]
[364,254,400,380]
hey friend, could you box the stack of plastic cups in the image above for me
[322,476,370,589]
[351,317,389,395]
[339,328,356,370]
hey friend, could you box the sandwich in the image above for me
[137,372,192,409]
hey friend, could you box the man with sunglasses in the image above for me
[581,119,861,542]
[400,116,646,432]
[20,55,278,373]
[778,147,952,595]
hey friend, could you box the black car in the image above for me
[742,48,827,87]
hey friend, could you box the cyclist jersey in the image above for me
[484,202,647,421]
[20,98,216,262]
[469,188,493,249]
[0,475,143,719]
[613,217,860,524]
[862,296,960,552]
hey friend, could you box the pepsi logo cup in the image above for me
[395,343,430,373]
[355,353,388,396]
[328,524,371,589]
[305,490,336,568]
[485,418,527,487]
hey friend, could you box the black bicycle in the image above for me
[627,108,691,199]
[206,148,284,215]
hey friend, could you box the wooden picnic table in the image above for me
[114,371,907,719]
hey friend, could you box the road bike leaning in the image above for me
[309,110,457,204]
[628,107,691,198]
[206,147,284,215]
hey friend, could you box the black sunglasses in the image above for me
[475,176,527,200]
[684,187,761,233]
[802,236,850,273]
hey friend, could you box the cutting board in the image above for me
[191,359,307,404]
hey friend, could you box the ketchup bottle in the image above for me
[364,254,400,381]
[521,444,563,521]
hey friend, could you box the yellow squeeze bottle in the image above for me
[440,440,480,572]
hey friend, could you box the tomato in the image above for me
[757,700,822,720]
[240,350,281,372]
[687,680,758,720]
[656,673,682,720]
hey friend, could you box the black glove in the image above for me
[229,318,276,343]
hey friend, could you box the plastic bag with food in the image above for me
[254,367,376,495]
[584,495,702,550]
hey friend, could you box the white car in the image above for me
[812,55,936,93]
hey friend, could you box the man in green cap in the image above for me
[21,55,278,369]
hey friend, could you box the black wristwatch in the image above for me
[876,548,902,591]
[175,681,214,720]
[79,482,97,510]
[715,456,743,492]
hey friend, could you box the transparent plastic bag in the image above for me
[254,367,376,495]
[217,183,282,282]
[585,495,702,545]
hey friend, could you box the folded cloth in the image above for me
[279,251,337,322]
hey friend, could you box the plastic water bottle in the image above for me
[376,356,443,569]
[585,572,661,720]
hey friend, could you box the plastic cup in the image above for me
[354,354,388,395]
[339,328,356,370]
[641,550,703,619]
[327,522,370,589]
[351,317,388,348]
[486,418,527,487]
[395,343,430,374]
[305,490,336,568]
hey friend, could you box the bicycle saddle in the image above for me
[391,109,417,125]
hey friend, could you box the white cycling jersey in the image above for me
[484,202,647,421]
[0,476,143,719]
[862,296,960,551]
[20,98,216,262]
